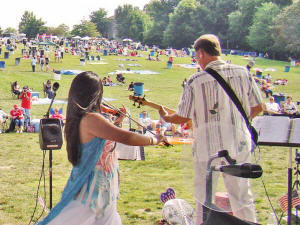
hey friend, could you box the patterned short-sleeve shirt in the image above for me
[177,60,263,161]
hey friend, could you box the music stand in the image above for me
[252,116,300,225]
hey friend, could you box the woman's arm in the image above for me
[81,113,162,146]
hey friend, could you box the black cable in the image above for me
[35,150,47,222]
[254,145,280,224]
[28,150,47,225]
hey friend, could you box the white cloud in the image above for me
[0,0,151,30]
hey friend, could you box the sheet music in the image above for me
[290,118,300,145]
[252,116,291,145]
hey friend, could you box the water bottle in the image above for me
[267,212,277,225]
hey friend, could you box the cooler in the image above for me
[134,82,144,96]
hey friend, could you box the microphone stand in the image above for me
[43,84,59,210]
[203,150,237,222]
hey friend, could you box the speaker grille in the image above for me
[39,118,63,150]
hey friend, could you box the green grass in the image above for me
[0,46,300,224]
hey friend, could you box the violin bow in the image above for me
[102,99,171,147]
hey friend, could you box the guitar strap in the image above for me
[205,68,258,145]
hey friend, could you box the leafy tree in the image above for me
[163,0,202,49]
[228,0,264,49]
[144,0,181,47]
[198,0,239,44]
[272,1,300,58]
[90,8,109,37]
[247,3,280,53]
[71,20,100,37]
[4,27,17,34]
[269,0,292,8]
[47,24,70,37]
[18,11,47,39]
[0,27,2,36]
[114,4,151,41]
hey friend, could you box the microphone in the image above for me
[213,163,263,179]
[53,82,60,92]
[209,150,236,165]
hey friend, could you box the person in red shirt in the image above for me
[51,107,65,126]
[19,86,32,122]
[10,104,24,133]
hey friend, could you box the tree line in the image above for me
[0,0,299,60]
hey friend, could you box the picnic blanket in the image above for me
[166,137,193,145]
[59,70,84,75]
[88,62,108,65]
[108,70,159,75]
[174,64,198,69]
[32,97,116,105]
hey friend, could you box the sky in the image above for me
[0,0,151,30]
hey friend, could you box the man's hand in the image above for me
[159,106,168,118]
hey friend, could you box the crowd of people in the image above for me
[251,68,299,117]
[1,33,300,225]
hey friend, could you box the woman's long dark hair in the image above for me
[65,71,103,166]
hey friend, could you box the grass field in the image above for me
[0,45,300,225]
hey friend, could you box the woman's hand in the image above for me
[114,105,127,126]
[155,134,171,147]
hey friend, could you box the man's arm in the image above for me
[250,103,263,120]
[159,106,190,124]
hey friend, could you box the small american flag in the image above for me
[278,190,300,212]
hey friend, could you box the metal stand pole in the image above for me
[288,147,293,225]
[49,150,53,209]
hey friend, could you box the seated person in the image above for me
[176,123,192,137]
[116,73,125,83]
[10,104,24,133]
[128,82,134,91]
[138,111,156,133]
[102,77,109,86]
[107,76,113,85]
[0,108,8,133]
[51,107,65,126]
[53,69,61,74]
[261,80,273,98]
[263,96,282,115]
[283,96,298,116]
[12,81,22,96]
[274,78,288,85]
[155,54,160,61]
[44,80,54,99]
[156,117,176,136]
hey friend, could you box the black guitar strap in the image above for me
[205,68,258,145]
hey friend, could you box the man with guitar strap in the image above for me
[158,34,263,225]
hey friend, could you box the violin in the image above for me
[100,103,126,117]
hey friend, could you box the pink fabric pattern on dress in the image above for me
[95,140,117,175]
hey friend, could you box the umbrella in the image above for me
[122,38,132,42]
[82,36,91,41]
[72,36,81,39]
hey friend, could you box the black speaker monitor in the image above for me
[39,118,63,150]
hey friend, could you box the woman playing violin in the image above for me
[39,71,166,225]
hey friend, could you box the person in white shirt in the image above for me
[158,34,263,224]
[0,108,8,133]
[283,96,298,115]
[264,96,282,115]
[138,111,156,134]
